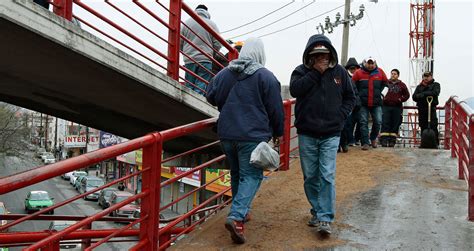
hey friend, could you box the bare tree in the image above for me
[0,103,31,156]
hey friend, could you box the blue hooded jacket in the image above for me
[206,38,284,142]
[290,34,356,138]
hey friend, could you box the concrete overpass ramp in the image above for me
[0,0,218,152]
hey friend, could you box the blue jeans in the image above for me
[184,62,212,96]
[359,106,382,145]
[298,134,339,222]
[221,140,263,221]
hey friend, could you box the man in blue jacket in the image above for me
[206,37,284,244]
[290,34,356,235]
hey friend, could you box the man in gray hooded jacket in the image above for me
[181,4,221,95]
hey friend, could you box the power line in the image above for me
[227,0,316,40]
[258,4,345,38]
[221,1,296,34]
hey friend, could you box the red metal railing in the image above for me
[50,0,238,95]
[444,96,474,220]
[399,106,445,147]
[0,99,298,250]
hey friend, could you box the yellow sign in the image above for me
[206,169,231,187]
[135,149,143,165]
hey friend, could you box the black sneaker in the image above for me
[318,221,332,235]
[342,145,349,153]
[307,215,320,227]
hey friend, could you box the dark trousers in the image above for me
[340,114,353,147]
[349,110,360,144]
[33,0,50,9]
[382,106,403,134]
[418,106,439,144]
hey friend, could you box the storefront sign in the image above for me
[99,132,122,148]
[64,135,99,148]
[174,167,201,187]
[206,169,231,187]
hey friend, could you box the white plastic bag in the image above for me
[250,142,280,171]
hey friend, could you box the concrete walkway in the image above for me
[339,148,474,249]
[171,148,474,250]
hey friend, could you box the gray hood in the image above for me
[196,8,210,19]
[228,37,266,75]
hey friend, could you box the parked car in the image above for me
[78,176,105,200]
[109,191,138,218]
[24,191,54,214]
[97,187,118,209]
[62,171,74,180]
[36,149,47,158]
[0,202,9,231]
[74,176,87,191]
[69,171,87,185]
[43,155,56,164]
[129,209,166,228]
[41,153,54,162]
[48,221,82,250]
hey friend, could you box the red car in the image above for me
[109,191,138,218]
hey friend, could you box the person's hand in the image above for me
[313,59,329,73]
[272,137,280,147]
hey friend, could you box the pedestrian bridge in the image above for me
[0,0,235,152]
[0,1,473,250]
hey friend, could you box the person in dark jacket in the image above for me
[413,71,441,146]
[206,37,284,244]
[181,5,221,95]
[380,69,410,147]
[352,57,388,150]
[339,57,361,152]
[290,34,356,235]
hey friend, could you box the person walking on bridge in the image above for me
[352,57,388,150]
[290,34,356,235]
[206,37,284,244]
[380,69,410,147]
[181,4,222,95]
[413,71,441,146]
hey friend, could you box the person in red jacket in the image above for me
[380,69,410,147]
[352,57,388,150]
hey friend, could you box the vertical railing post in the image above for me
[53,0,73,21]
[167,0,182,80]
[82,223,92,249]
[455,106,464,180]
[139,133,162,250]
[452,103,458,158]
[444,100,452,150]
[468,115,474,221]
[280,100,292,171]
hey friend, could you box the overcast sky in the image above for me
[75,0,473,105]
[192,0,473,104]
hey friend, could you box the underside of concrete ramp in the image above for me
[0,0,219,152]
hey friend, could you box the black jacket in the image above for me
[413,80,441,108]
[289,34,356,138]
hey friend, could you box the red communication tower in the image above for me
[408,0,435,93]
[405,0,434,146]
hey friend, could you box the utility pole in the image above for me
[341,0,351,66]
[317,1,378,65]
[45,115,49,151]
[54,117,58,156]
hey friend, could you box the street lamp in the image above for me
[316,0,376,65]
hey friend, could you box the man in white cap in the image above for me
[352,57,388,150]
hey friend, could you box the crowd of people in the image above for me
[179,4,443,245]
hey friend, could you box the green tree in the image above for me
[0,103,30,156]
